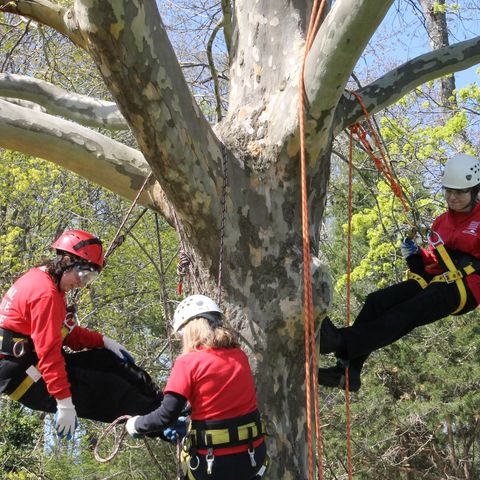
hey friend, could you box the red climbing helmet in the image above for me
[52,229,104,270]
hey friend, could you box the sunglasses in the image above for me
[73,264,100,286]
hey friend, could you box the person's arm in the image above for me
[64,325,104,351]
[129,392,187,434]
[29,294,78,439]
[29,294,71,399]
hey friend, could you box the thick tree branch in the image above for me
[0,0,85,48]
[0,73,128,130]
[207,20,224,122]
[303,0,394,152]
[73,1,224,239]
[220,0,232,56]
[0,99,174,222]
[334,36,480,134]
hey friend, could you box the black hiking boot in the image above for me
[318,363,361,392]
[319,317,345,355]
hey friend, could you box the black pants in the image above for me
[340,279,477,372]
[0,349,162,422]
[183,441,267,480]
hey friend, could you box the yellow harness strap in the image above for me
[8,324,71,402]
[408,232,477,315]
[406,270,428,289]
[429,243,471,314]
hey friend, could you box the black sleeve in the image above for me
[134,392,187,435]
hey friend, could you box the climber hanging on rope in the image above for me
[318,152,480,392]
[0,229,163,439]
[126,294,268,480]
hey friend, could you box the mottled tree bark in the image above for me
[0,0,479,477]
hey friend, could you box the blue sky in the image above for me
[366,2,480,89]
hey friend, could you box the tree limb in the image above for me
[220,0,232,55]
[72,1,225,246]
[0,73,128,130]
[303,0,393,152]
[334,36,480,133]
[0,0,85,48]
[207,20,224,122]
[0,99,174,222]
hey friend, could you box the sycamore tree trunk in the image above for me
[0,0,479,477]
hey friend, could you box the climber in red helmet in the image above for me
[0,229,163,440]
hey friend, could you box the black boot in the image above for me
[319,317,345,355]
[318,360,361,392]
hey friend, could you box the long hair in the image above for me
[182,317,240,353]
[37,252,82,286]
[36,255,66,286]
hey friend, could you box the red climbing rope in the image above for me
[348,91,410,213]
[299,1,328,479]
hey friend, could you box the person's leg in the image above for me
[64,350,163,422]
[320,280,423,370]
[65,349,162,401]
[319,280,476,391]
[341,281,469,360]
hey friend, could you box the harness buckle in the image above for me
[442,272,455,284]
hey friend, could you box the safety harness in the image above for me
[0,315,76,401]
[406,230,477,314]
[181,410,268,478]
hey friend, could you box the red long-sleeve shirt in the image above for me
[420,202,480,303]
[0,267,104,399]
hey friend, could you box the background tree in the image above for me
[0,1,479,478]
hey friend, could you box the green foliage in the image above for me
[0,400,42,477]
[0,149,181,478]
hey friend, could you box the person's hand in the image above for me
[401,237,420,259]
[103,336,135,364]
[125,415,143,438]
[55,397,78,440]
[163,417,188,444]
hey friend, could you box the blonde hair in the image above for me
[182,317,240,353]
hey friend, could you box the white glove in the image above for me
[55,397,78,440]
[103,336,135,364]
[126,415,141,437]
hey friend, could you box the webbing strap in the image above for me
[434,243,469,314]
[406,271,428,289]
[189,417,265,450]
[8,325,71,401]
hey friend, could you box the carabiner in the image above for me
[428,230,444,248]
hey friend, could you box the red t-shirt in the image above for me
[165,346,262,454]
[420,202,480,302]
[0,268,103,399]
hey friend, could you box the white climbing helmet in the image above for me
[173,295,222,333]
[442,153,480,189]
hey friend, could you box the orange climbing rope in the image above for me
[299,1,328,479]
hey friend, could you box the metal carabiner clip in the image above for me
[428,230,444,248]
